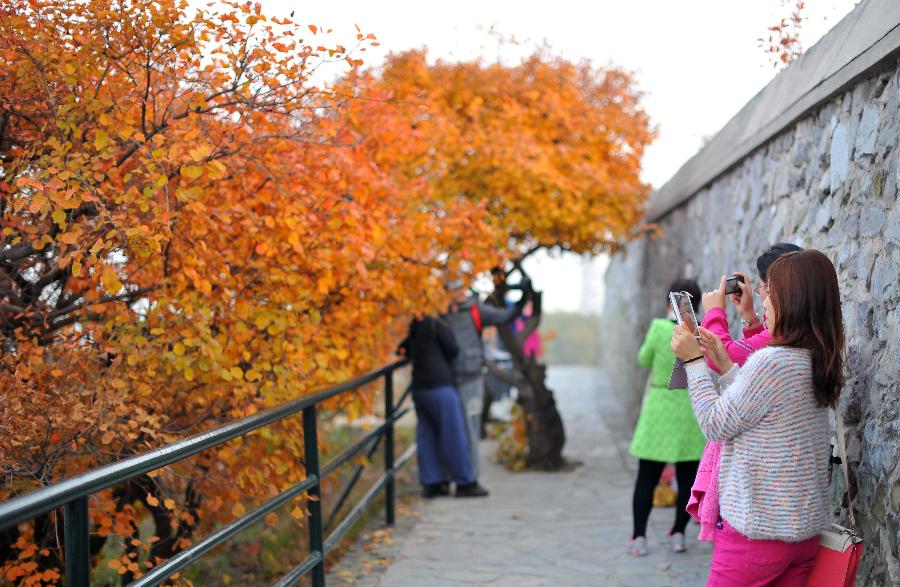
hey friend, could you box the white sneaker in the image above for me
[669,532,687,553]
[628,536,649,556]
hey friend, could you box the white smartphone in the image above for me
[669,291,700,339]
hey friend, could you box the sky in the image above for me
[256,0,857,311]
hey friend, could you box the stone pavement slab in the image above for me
[328,366,712,586]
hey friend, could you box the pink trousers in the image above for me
[707,519,819,587]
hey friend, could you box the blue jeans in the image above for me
[413,385,475,486]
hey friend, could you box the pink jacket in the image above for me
[700,307,770,375]
[515,316,543,359]
[686,441,722,541]
[687,306,771,540]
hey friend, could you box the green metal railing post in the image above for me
[63,496,90,587]
[384,371,395,526]
[303,406,326,587]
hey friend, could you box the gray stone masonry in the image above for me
[601,61,900,586]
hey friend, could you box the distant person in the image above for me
[673,249,841,585]
[399,316,488,498]
[517,301,543,359]
[628,278,706,556]
[442,278,529,479]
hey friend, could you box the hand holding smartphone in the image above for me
[668,290,701,390]
[669,291,700,339]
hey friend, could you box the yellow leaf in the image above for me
[164,499,176,510]
[206,160,227,179]
[100,431,115,445]
[94,130,109,151]
[146,494,159,507]
[180,165,203,180]
[101,268,122,293]
[71,259,83,276]
[189,145,212,162]
[232,503,245,517]
[172,343,186,356]
[51,209,67,229]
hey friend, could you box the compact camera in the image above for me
[724,275,745,295]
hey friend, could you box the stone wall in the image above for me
[601,59,900,586]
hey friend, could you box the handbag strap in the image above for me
[834,406,857,529]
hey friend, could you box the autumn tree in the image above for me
[1,1,499,583]
[364,51,655,469]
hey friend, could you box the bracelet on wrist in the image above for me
[683,355,705,365]
[741,315,760,328]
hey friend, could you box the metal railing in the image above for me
[0,359,413,587]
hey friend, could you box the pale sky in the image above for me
[255,0,856,311]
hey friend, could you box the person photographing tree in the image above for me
[441,277,532,480]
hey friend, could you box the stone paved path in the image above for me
[328,366,712,586]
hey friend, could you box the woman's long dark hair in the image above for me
[767,249,845,407]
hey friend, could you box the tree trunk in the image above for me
[489,274,566,470]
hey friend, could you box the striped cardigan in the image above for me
[685,346,831,542]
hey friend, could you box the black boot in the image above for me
[422,482,450,499]
[455,482,489,498]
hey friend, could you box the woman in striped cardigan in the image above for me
[672,249,845,587]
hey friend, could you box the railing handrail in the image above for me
[0,359,408,531]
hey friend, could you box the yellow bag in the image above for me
[653,481,676,507]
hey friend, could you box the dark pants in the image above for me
[632,459,699,538]
[413,385,475,486]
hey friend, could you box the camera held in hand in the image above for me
[724,275,745,296]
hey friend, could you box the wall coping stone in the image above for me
[647,0,900,221]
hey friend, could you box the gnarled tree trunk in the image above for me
[488,267,566,470]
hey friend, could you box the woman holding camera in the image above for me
[688,243,803,541]
[672,249,843,586]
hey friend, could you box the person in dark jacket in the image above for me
[399,316,489,498]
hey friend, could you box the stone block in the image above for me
[860,206,887,235]
[857,247,875,285]
[815,197,833,232]
[855,105,880,157]
[818,169,832,195]
[870,255,895,298]
[830,123,851,191]
[886,211,900,244]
